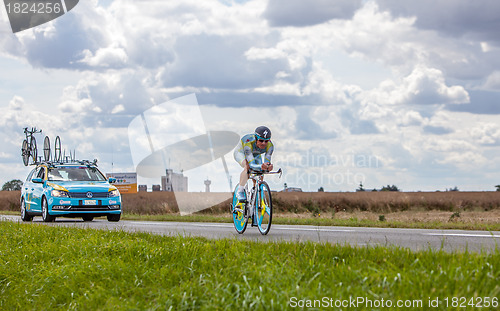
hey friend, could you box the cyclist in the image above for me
[233,126,274,202]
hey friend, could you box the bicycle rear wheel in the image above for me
[256,182,272,235]
[21,140,29,166]
[43,136,51,161]
[231,186,248,234]
[30,137,37,164]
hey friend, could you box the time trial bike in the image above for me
[21,127,41,166]
[231,168,282,235]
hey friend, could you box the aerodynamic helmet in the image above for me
[255,126,271,141]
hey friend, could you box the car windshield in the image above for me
[48,166,107,182]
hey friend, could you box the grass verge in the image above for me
[120,212,500,231]
[2,209,500,231]
[1,221,499,310]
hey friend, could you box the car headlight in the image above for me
[51,190,69,197]
[108,189,120,197]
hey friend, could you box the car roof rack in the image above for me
[38,159,99,168]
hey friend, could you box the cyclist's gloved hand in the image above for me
[261,162,273,172]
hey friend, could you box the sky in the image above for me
[1,0,499,193]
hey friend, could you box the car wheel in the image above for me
[41,197,55,222]
[82,216,94,222]
[107,214,120,222]
[20,199,33,222]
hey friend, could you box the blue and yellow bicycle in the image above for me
[231,168,282,235]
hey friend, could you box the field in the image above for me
[122,191,500,214]
[1,221,499,310]
[2,190,500,230]
[4,190,500,214]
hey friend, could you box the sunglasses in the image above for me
[257,139,269,143]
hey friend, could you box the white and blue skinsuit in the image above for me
[233,134,274,171]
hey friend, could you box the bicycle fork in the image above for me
[248,185,259,227]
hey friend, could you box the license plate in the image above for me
[84,200,97,206]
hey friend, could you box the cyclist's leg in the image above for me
[235,160,249,202]
[239,161,249,186]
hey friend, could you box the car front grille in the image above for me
[69,192,109,198]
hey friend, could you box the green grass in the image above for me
[2,209,500,231]
[121,213,500,231]
[1,221,499,310]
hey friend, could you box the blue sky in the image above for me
[1,0,499,192]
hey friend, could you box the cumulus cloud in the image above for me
[402,66,470,105]
[8,96,24,110]
[471,123,500,145]
[363,66,469,106]
[79,46,128,68]
[1,0,500,191]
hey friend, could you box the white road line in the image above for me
[424,233,500,238]
[191,223,233,228]
[274,226,355,233]
[176,223,356,232]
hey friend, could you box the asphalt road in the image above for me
[1,214,499,252]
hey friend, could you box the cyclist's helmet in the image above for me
[255,126,271,141]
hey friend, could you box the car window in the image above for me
[31,167,44,181]
[26,168,36,182]
[36,167,46,180]
[48,167,106,182]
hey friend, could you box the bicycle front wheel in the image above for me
[21,140,29,166]
[256,182,272,235]
[231,186,248,234]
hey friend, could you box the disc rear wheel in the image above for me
[54,136,61,162]
[43,136,51,161]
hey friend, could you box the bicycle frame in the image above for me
[231,168,281,235]
[24,127,41,142]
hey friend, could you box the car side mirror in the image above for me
[108,177,117,184]
[32,178,44,183]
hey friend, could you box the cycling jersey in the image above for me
[233,134,274,171]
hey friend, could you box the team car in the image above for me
[20,160,122,222]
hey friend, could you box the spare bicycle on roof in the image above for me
[21,127,62,166]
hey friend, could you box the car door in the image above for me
[22,168,36,211]
[30,166,46,212]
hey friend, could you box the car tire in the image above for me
[41,197,55,222]
[20,199,33,222]
[82,216,94,222]
[107,214,120,222]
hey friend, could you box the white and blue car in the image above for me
[20,161,122,222]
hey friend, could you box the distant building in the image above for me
[204,179,211,192]
[162,169,188,192]
[281,187,303,192]
[152,185,161,192]
[138,185,147,192]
